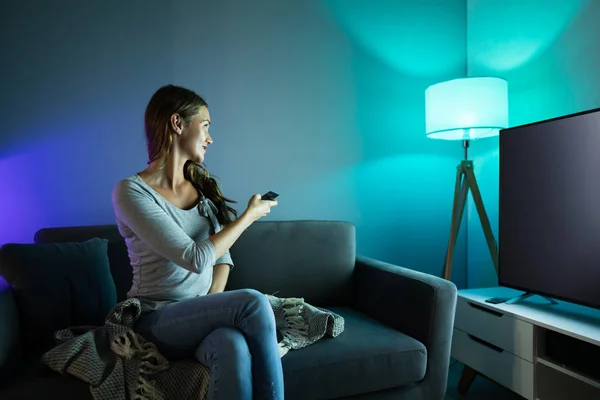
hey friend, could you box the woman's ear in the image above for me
[170,113,183,135]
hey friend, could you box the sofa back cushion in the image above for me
[32,220,357,308]
[0,238,116,359]
[34,225,132,303]
[227,220,356,307]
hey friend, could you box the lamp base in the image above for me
[442,159,498,281]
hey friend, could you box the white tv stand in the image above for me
[451,287,600,399]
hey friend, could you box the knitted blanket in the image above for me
[265,295,345,357]
[42,295,344,400]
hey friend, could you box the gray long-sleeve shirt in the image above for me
[112,174,234,311]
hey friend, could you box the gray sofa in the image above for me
[0,220,457,399]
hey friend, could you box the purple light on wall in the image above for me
[0,113,145,246]
[0,126,102,246]
[0,150,46,245]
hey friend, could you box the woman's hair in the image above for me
[144,84,237,225]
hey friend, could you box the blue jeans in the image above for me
[135,288,284,400]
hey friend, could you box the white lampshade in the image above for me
[425,77,509,140]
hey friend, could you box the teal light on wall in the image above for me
[425,77,508,140]
[425,76,509,284]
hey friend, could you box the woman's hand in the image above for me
[206,194,278,260]
[244,194,278,222]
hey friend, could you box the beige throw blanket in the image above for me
[42,295,344,400]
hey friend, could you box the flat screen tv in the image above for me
[499,107,600,310]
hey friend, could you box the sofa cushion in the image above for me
[34,224,133,302]
[281,307,427,400]
[228,220,356,307]
[0,238,117,359]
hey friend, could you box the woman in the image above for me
[111,84,283,399]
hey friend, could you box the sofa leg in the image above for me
[457,365,477,395]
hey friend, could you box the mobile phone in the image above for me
[261,191,279,201]
[485,297,509,304]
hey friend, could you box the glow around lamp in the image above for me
[425,77,508,281]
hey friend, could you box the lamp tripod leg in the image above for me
[464,166,499,274]
[443,165,469,281]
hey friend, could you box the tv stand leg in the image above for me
[458,365,477,395]
[505,292,558,305]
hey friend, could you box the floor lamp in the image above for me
[425,77,509,395]
[424,77,508,283]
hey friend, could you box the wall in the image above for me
[0,0,468,284]
[466,0,600,287]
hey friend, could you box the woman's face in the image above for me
[178,106,212,163]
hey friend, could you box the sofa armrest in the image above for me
[0,276,20,388]
[354,256,457,400]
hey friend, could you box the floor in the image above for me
[444,360,523,400]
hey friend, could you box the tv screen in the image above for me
[499,108,600,310]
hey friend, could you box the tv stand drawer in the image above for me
[452,328,534,400]
[454,296,534,361]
